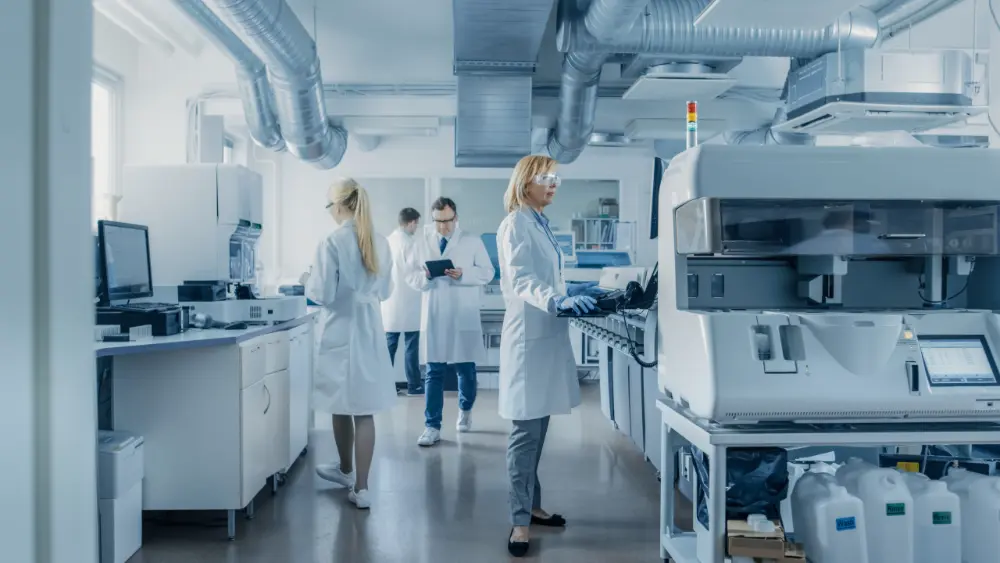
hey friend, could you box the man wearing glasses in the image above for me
[405,197,495,447]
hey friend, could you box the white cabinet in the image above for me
[113,327,298,516]
[286,324,312,470]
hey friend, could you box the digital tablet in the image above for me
[425,259,455,279]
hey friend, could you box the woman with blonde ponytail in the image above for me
[305,178,396,510]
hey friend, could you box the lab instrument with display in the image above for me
[657,145,1000,423]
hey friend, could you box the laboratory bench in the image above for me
[95,312,318,540]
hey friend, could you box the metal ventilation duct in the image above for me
[557,0,880,57]
[547,0,651,162]
[209,0,347,169]
[170,0,285,152]
[549,0,962,163]
[452,0,556,167]
[455,74,533,168]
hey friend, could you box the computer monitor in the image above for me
[98,220,154,303]
[553,233,575,260]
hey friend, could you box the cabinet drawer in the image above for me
[265,331,290,374]
[240,336,267,389]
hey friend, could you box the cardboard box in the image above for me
[727,519,805,562]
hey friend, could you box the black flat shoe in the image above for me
[531,513,567,527]
[508,529,530,557]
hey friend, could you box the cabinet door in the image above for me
[240,378,269,505]
[287,330,311,469]
[628,361,645,450]
[642,366,662,471]
[611,349,631,437]
[264,370,290,478]
[598,344,613,421]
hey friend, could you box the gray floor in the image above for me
[131,383,664,563]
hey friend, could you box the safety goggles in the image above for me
[533,174,561,188]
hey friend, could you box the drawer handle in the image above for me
[263,384,271,415]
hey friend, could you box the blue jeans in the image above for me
[424,362,477,430]
[386,331,422,393]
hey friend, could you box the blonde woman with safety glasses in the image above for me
[496,155,607,556]
[305,178,396,510]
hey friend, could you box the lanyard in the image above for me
[529,209,563,273]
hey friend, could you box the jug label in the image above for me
[932,511,952,525]
[835,517,857,531]
[887,503,906,516]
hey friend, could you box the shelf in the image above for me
[662,533,733,563]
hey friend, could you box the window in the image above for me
[91,68,121,226]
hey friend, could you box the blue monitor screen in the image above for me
[575,251,632,269]
[553,233,574,257]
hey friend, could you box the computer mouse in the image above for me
[224,322,249,330]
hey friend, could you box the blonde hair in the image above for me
[329,178,379,275]
[504,154,558,213]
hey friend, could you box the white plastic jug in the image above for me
[781,463,808,534]
[812,461,841,475]
[792,472,837,551]
[835,457,876,493]
[854,469,914,563]
[904,477,961,563]
[810,484,869,563]
[945,474,1000,563]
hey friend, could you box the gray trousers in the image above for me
[507,416,551,526]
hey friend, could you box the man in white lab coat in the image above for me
[382,208,424,396]
[406,197,495,447]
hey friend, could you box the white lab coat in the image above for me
[496,208,580,421]
[381,228,422,333]
[306,220,397,416]
[405,226,494,364]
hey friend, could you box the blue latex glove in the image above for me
[557,295,598,315]
[569,281,608,298]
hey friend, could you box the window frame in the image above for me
[91,64,123,224]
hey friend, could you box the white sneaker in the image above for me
[316,463,354,488]
[348,488,372,509]
[457,410,472,433]
[417,427,441,447]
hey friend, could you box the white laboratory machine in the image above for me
[121,164,264,287]
[186,296,307,324]
[658,144,1000,424]
[121,164,305,322]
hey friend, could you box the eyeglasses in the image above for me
[433,215,457,224]
[533,174,561,188]
[325,202,335,209]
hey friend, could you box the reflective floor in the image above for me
[132,383,663,563]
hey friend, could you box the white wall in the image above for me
[278,128,657,280]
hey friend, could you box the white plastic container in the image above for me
[97,430,144,563]
[853,468,914,563]
[945,474,1000,563]
[781,463,808,534]
[792,473,869,562]
[902,474,961,563]
[810,484,869,563]
[835,457,876,493]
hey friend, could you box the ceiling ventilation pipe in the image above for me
[171,0,285,152]
[209,0,348,169]
[546,0,651,163]
[550,0,958,163]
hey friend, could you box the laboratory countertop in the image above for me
[95,312,318,358]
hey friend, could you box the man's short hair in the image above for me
[430,197,457,215]
[398,207,421,226]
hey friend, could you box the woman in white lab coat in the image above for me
[496,155,603,556]
[305,178,396,510]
